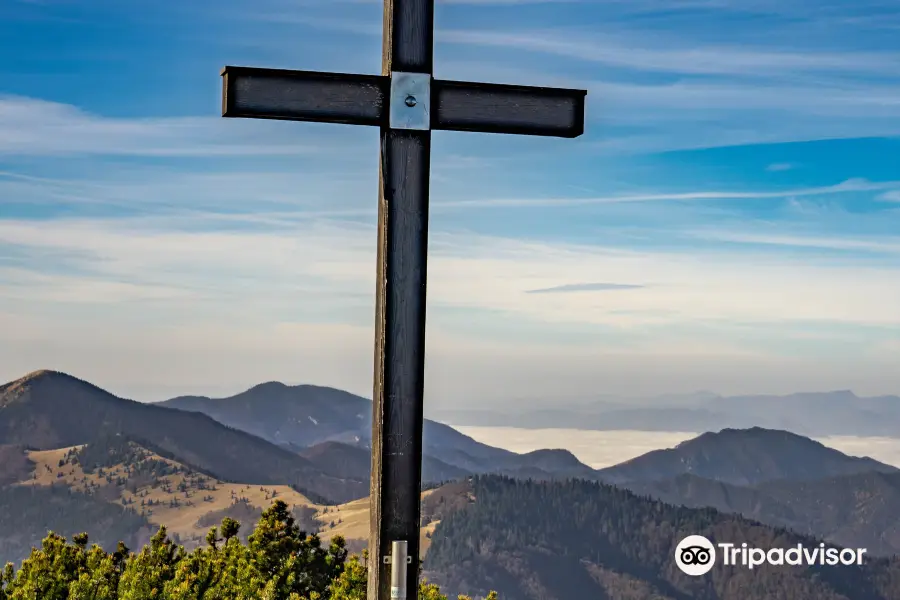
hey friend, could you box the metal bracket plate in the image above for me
[389,72,431,131]
[382,556,414,564]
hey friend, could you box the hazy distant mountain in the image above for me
[435,390,900,437]
[625,471,900,557]
[160,382,597,479]
[0,370,366,503]
[423,475,900,600]
[596,427,898,485]
[162,383,370,447]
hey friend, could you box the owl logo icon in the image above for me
[675,535,716,576]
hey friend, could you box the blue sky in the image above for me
[1,0,899,405]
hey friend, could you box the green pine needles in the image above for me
[0,499,497,600]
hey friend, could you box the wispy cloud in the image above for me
[245,13,900,80]
[767,163,795,171]
[0,168,376,215]
[6,167,896,217]
[5,0,900,400]
[2,215,899,329]
[526,282,645,294]
[4,212,900,400]
[0,95,363,157]
[485,71,900,152]
[435,179,900,208]
[439,29,900,79]
[687,230,900,254]
[237,3,900,152]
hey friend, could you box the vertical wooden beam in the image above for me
[369,0,434,598]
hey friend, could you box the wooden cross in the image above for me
[220,1,585,598]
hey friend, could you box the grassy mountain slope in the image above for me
[0,434,449,566]
[0,371,367,503]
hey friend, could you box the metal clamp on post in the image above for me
[382,541,411,599]
[389,72,431,130]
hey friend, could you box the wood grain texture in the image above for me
[432,79,587,138]
[370,1,435,599]
[368,127,432,600]
[221,66,388,126]
[382,0,435,73]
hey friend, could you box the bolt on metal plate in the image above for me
[389,72,431,130]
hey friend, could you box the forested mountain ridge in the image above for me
[5,438,900,598]
[625,470,900,557]
[423,476,900,600]
[9,471,900,599]
[0,482,155,571]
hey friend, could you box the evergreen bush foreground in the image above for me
[0,500,497,600]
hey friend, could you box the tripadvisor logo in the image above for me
[675,535,716,576]
[674,535,867,576]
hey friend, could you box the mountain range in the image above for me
[159,383,597,480]
[432,390,900,437]
[4,369,900,597]
[0,370,365,504]
[0,371,598,505]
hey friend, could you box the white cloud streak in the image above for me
[435,179,900,208]
[3,215,900,400]
[232,7,900,152]
[686,230,900,254]
[438,29,900,78]
[4,0,900,400]
[0,95,364,157]
[2,216,899,328]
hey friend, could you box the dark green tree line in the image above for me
[0,500,497,600]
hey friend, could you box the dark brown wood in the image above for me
[383,0,434,73]
[433,79,587,138]
[368,1,434,599]
[221,66,389,126]
[368,128,431,600]
[218,5,586,600]
[220,65,587,137]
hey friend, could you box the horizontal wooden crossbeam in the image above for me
[221,66,389,127]
[431,79,585,138]
[221,66,586,138]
